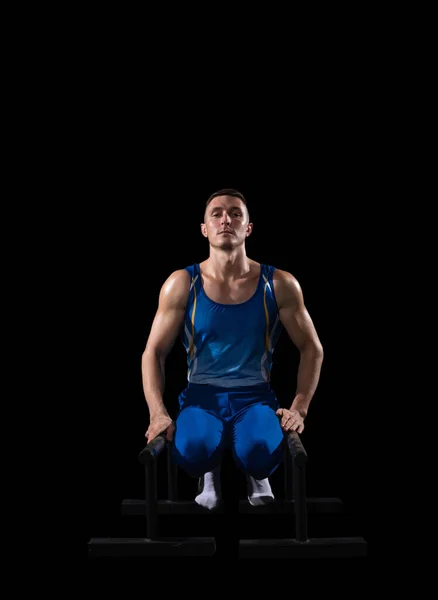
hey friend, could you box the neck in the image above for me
[204,248,251,281]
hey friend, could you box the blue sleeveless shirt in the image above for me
[181,263,283,387]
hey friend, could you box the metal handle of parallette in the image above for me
[286,431,308,466]
[138,433,167,464]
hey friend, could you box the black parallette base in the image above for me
[88,536,216,558]
[239,536,367,558]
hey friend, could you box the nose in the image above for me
[221,211,232,225]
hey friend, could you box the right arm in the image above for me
[141,269,190,441]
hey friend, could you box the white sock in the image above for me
[247,475,275,506]
[195,465,222,510]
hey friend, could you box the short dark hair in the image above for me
[205,189,249,219]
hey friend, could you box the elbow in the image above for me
[301,341,324,361]
[316,343,324,363]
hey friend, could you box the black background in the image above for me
[79,54,382,574]
[83,159,374,551]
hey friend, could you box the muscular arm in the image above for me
[141,269,190,425]
[274,269,324,418]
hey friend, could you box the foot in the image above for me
[195,466,221,510]
[247,475,275,506]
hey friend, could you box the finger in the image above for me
[149,425,171,442]
[146,428,160,441]
[286,420,299,432]
[290,422,304,433]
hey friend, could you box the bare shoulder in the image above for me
[272,268,303,309]
[159,269,191,308]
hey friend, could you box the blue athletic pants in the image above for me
[171,382,285,479]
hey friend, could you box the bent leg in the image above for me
[171,406,226,478]
[232,403,284,480]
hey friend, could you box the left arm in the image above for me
[274,269,324,431]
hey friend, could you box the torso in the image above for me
[198,260,261,305]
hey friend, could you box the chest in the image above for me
[201,275,260,304]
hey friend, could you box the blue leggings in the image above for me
[171,383,285,479]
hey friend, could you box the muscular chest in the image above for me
[202,275,260,304]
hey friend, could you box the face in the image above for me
[201,195,253,248]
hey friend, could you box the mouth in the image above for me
[219,230,234,235]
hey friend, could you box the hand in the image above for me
[276,408,305,434]
[145,413,175,443]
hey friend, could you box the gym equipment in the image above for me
[88,430,367,558]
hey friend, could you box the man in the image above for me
[142,189,324,510]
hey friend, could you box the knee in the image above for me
[172,433,222,478]
[172,408,225,477]
[171,443,221,478]
[236,439,283,479]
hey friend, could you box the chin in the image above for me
[213,240,234,250]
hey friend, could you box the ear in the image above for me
[246,222,253,237]
[200,223,208,238]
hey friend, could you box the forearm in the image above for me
[290,345,324,417]
[141,349,169,418]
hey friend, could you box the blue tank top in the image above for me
[181,263,283,387]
